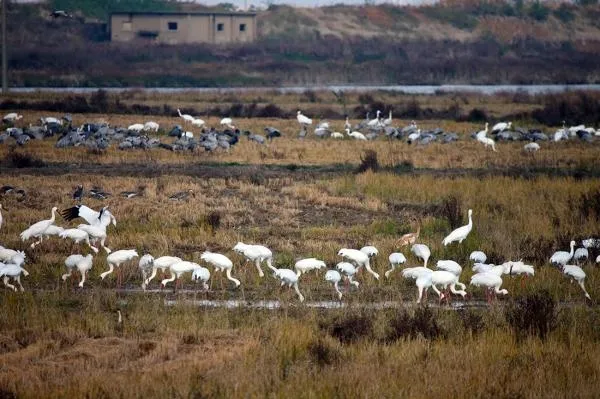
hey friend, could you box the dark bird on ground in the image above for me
[73,185,84,202]
[169,189,195,201]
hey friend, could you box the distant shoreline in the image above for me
[4,84,600,95]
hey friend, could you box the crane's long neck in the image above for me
[569,242,575,257]
[416,225,420,237]
[49,208,56,224]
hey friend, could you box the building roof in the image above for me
[111,11,257,18]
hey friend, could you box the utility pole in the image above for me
[2,0,7,94]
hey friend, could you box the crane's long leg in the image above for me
[100,263,114,280]
[226,269,241,287]
[146,266,158,287]
[15,276,24,292]
[363,260,380,280]
[62,269,73,282]
[3,276,16,291]
[255,259,265,277]
[385,263,395,279]
[293,282,304,302]
[79,269,86,288]
[333,281,342,300]
[578,280,591,300]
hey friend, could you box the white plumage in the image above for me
[574,248,589,262]
[177,108,195,123]
[192,266,211,290]
[401,266,433,304]
[435,260,466,291]
[127,123,144,132]
[524,143,540,152]
[561,265,591,299]
[161,261,205,289]
[385,252,406,278]
[201,251,240,287]
[297,111,312,126]
[550,240,575,266]
[20,206,58,246]
[470,272,508,302]
[336,262,360,288]
[492,121,511,132]
[0,263,29,292]
[582,238,600,249]
[62,254,93,288]
[411,244,431,267]
[77,224,109,254]
[144,121,159,132]
[59,228,95,251]
[360,246,378,257]
[367,110,382,127]
[220,117,233,126]
[430,270,467,302]
[271,267,304,302]
[503,261,535,276]
[346,128,367,141]
[325,270,343,300]
[144,255,181,288]
[294,258,326,276]
[331,132,344,139]
[338,248,379,280]
[0,247,25,265]
[101,249,138,286]
[233,242,273,277]
[3,112,23,122]
[469,251,487,264]
[442,209,473,246]
[60,205,116,228]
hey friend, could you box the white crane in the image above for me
[138,254,155,289]
[325,270,343,300]
[3,112,23,122]
[101,249,139,287]
[346,128,367,141]
[331,131,344,139]
[469,251,487,264]
[143,255,181,289]
[430,270,467,303]
[297,111,312,127]
[574,248,589,263]
[442,209,473,246]
[560,265,591,300]
[344,116,351,131]
[385,252,406,278]
[336,261,360,288]
[360,245,378,257]
[60,205,117,228]
[435,260,466,290]
[59,228,96,252]
[470,272,508,302]
[294,258,326,276]
[177,109,195,124]
[232,242,273,277]
[192,266,211,290]
[0,263,29,291]
[127,123,144,132]
[523,143,540,152]
[201,251,240,287]
[0,247,25,267]
[367,110,382,127]
[161,261,205,290]
[77,224,109,254]
[270,266,304,302]
[472,263,505,276]
[411,243,431,267]
[401,266,433,304]
[192,118,205,127]
[383,110,393,126]
[491,121,511,133]
[62,254,93,288]
[20,206,58,248]
[338,248,379,280]
[476,123,497,151]
[550,240,575,266]
[503,261,535,277]
[144,121,159,132]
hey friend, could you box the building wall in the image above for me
[110,13,256,44]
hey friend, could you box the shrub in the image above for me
[553,4,575,23]
[356,150,379,174]
[578,188,600,222]
[203,211,222,233]
[386,307,445,341]
[458,309,485,336]
[308,338,339,367]
[441,195,463,230]
[528,1,550,21]
[326,312,374,344]
[6,151,47,168]
[505,290,557,340]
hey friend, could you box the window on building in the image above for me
[168,22,178,31]
[239,23,246,32]
[217,23,224,31]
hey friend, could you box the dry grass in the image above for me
[1,99,600,397]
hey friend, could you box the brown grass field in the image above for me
[1,91,600,397]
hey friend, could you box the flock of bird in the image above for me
[1,110,598,153]
[0,203,596,304]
